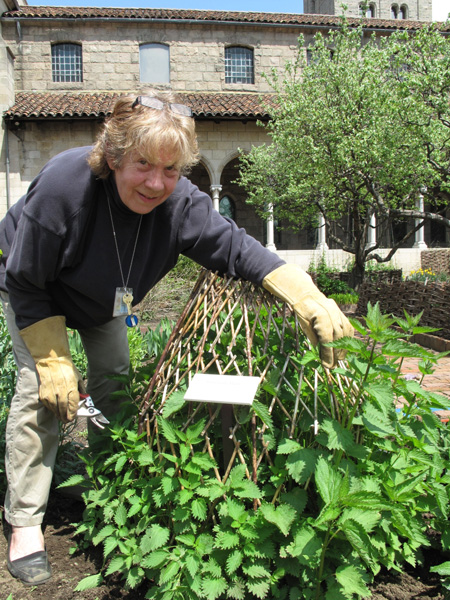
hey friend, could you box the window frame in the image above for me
[225,46,255,85]
[51,42,83,83]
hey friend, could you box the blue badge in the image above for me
[125,314,139,328]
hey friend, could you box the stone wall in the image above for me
[2,19,305,93]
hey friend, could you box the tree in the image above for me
[238,20,450,288]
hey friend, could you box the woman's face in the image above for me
[108,150,180,215]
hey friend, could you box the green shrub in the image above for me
[68,303,450,600]
[329,293,359,305]
[309,255,355,296]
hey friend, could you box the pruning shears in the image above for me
[77,393,110,429]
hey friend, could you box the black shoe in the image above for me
[7,536,52,585]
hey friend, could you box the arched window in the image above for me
[219,195,236,221]
[399,4,408,18]
[225,47,254,84]
[359,3,375,17]
[140,43,170,83]
[391,4,399,18]
[52,43,82,82]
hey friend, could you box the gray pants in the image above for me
[1,292,130,527]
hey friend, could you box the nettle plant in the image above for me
[65,270,450,600]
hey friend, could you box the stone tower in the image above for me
[303,0,433,21]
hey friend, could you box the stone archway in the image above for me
[220,157,263,244]
[189,162,211,197]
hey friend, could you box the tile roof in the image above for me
[2,6,447,31]
[3,92,278,122]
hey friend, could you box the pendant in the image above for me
[126,314,139,328]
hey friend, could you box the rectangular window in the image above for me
[225,47,254,84]
[140,43,170,83]
[52,43,82,82]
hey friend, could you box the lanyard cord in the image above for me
[107,196,143,289]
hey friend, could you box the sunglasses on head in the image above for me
[132,96,193,117]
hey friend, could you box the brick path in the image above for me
[400,349,450,422]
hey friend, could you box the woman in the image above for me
[0,90,353,584]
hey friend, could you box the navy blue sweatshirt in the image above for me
[0,146,284,330]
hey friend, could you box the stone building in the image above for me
[303,0,432,21]
[0,0,446,272]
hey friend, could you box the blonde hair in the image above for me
[88,89,199,179]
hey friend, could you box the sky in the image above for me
[25,0,450,21]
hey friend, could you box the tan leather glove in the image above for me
[20,316,84,423]
[263,264,354,369]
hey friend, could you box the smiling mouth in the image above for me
[138,191,160,202]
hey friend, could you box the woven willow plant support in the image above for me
[138,269,351,496]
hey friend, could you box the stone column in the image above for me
[210,184,222,212]
[316,213,328,251]
[366,212,376,250]
[266,204,276,251]
[413,192,427,249]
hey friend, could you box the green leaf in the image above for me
[215,530,240,549]
[157,416,179,443]
[362,403,396,437]
[114,503,127,528]
[286,448,317,484]
[105,556,126,576]
[142,550,168,568]
[277,438,302,454]
[159,560,181,585]
[246,579,270,598]
[201,577,228,600]
[175,533,196,546]
[226,550,244,575]
[103,536,119,558]
[315,456,342,506]
[162,389,186,418]
[227,577,246,600]
[115,454,127,474]
[126,566,145,589]
[335,565,370,597]
[92,524,116,546]
[191,453,217,470]
[137,447,155,466]
[260,502,296,536]
[430,561,450,576]
[233,479,262,500]
[364,382,395,415]
[243,564,271,578]
[140,524,170,553]
[321,419,366,458]
[74,573,103,591]
[226,498,246,522]
[281,488,307,515]
[287,526,322,565]
[186,419,207,444]
[340,519,376,570]
[339,508,380,533]
[57,474,89,488]
[253,400,274,431]
[186,553,201,578]
[192,498,208,520]
[204,557,222,577]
